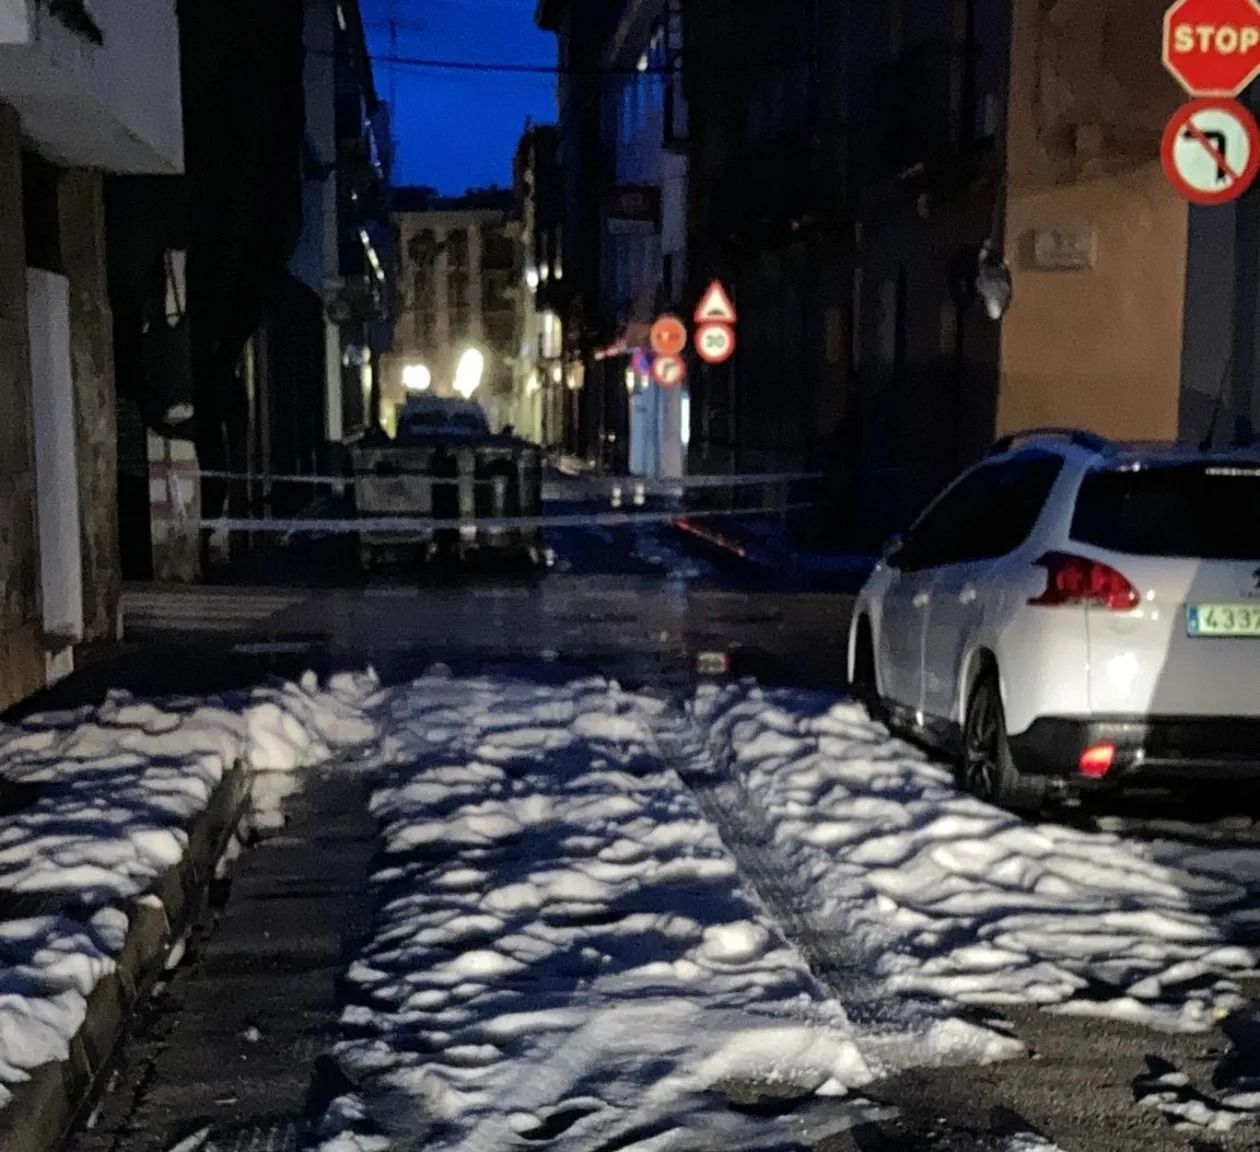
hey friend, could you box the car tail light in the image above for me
[1078,743,1116,779]
[1029,552,1140,612]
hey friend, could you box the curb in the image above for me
[0,764,252,1152]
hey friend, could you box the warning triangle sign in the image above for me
[695,280,737,325]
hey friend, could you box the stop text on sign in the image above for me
[1172,23,1260,54]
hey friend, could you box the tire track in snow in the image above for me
[654,708,1080,1152]
[652,711,1015,1064]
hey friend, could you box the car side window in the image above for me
[979,454,1064,559]
[901,453,1063,571]
[902,467,1000,571]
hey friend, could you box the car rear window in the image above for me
[1071,464,1260,560]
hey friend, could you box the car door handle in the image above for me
[913,591,930,609]
[959,586,978,605]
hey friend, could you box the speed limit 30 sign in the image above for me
[695,321,736,365]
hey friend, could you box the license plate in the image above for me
[1187,604,1260,637]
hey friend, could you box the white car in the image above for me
[848,428,1260,811]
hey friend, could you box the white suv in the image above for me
[848,429,1260,811]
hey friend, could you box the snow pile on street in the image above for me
[0,909,126,1107]
[323,672,887,1152]
[690,684,1258,1033]
[0,670,380,1108]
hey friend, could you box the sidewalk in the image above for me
[64,767,378,1152]
[0,674,378,1152]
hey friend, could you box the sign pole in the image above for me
[1233,79,1260,444]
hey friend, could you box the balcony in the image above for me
[0,0,183,173]
[328,274,386,325]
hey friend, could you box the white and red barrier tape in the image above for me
[193,470,821,496]
[198,502,818,536]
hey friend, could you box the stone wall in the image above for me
[0,102,45,710]
[59,170,121,642]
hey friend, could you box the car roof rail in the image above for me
[987,428,1112,457]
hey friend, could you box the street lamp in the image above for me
[453,348,485,399]
[403,363,431,393]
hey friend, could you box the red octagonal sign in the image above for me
[1164,0,1260,97]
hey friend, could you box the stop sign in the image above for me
[1164,0,1260,97]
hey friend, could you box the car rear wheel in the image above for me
[962,670,1046,813]
[852,619,885,722]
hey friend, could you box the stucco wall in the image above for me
[997,0,1188,441]
[0,0,30,44]
[0,102,45,709]
[60,170,120,643]
[0,0,183,173]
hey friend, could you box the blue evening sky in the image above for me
[362,0,558,194]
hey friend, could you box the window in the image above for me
[664,0,688,145]
[851,266,864,372]
[876,266,906,378]
[1072,464,1260,560]
[903,453,1064,569]
[889,0,905,58]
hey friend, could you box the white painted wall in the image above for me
[325,320,343,441]
[0,0,31,44]
[0,0,183,173]
[26,269,84,646]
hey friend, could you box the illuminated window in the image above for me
[540,311,563,360]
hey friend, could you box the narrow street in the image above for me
[5,0,1260,1150]
[6,521,1258,1152]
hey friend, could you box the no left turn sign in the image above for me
[651,354,687,388]
[1161,97,1260,204]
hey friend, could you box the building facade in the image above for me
[536,0,620,463]
[0,0,184,706]
[510,122,569,447]
[386,190,516,434]
[683,0,1204,548]
[537,0,688,477]
[108,0,391,578]
[291,0,394,458]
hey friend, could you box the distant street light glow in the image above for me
[403,363,431,393]
[454,348,486,398]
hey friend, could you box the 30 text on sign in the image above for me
[695,321,736,365]
[1163,0,1260,97]
[1161,96,1260,203]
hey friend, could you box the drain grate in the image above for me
[207,1119,299,1152]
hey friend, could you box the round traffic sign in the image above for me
[695,321,736,365]
[1161,97,1260,204]
[1163,0,1260,97]
[650,314,687,358]
[651,354,687,388]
